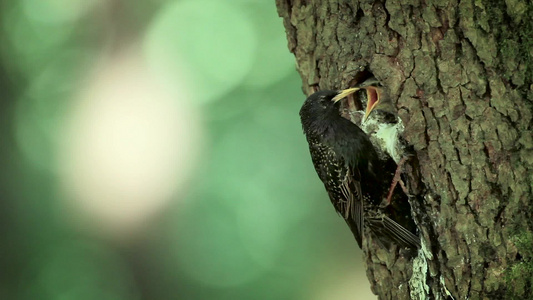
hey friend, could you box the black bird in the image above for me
[300,88,420,249]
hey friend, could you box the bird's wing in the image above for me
[366,215,421,249]
[340,167,364,247]
[308,140,364,247]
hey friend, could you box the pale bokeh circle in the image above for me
[58,48,203,237]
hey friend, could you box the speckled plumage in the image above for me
[300,90,420,249]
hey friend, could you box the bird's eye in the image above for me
[320,97,328,108]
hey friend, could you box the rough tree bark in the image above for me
[276,1,533,299]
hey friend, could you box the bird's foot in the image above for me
[398,178,410,196]
[385,156,410,204]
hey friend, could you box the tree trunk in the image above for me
[276,0,533,299]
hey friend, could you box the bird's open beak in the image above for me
[362,86,381,123]
[332,87,360,103]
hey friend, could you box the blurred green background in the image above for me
[0,0,375,299]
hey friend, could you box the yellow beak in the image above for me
[331,87,360,103]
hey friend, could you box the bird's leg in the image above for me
[385,156,409,204]
[398,178,409,195]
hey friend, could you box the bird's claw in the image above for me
[385,156,410,204]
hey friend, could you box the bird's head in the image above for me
[358,78,396,123]
[300,89,355,131]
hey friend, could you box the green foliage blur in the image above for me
[0,0,374,299]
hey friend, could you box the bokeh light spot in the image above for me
[14,51,95,172]
[144,0,257,104]
[58,48,203,236]
[22,0,100,24]
[2,3,73,75]
[241,3,295,88]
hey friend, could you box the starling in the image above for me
[300,88,420,249]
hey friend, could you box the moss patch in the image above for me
[506,231,533,299]
[483,0,533,85]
